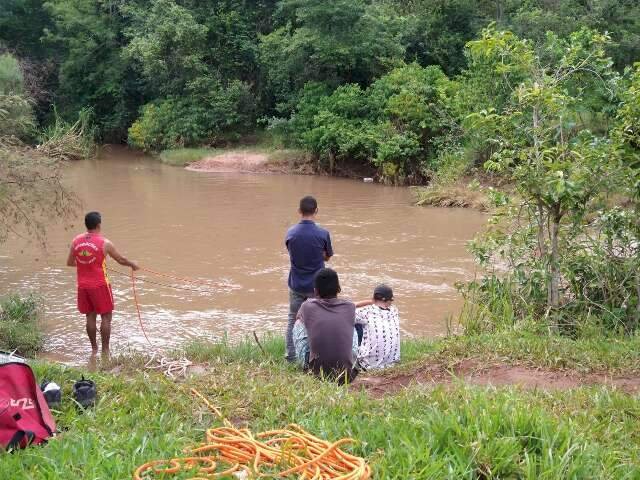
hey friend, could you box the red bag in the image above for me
[0,362,56,450]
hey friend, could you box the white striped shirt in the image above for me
[356,305,400,370]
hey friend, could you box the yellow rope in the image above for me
[133,389,372,479]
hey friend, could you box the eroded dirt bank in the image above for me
[354,358,640,397]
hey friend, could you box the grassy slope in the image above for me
[158,147,220,166]
[0,294,44,357]
[158,145,308,168]
[2,334,639,479]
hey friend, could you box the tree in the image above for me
[0,53,79,246]
[400,0,486,75]
[44,0,141,141]
[0,0,54,59]
[0,54,35,138]
[259,0,405,112]
[616,64,640,326]
[467,28,622,319]
[123,0,208,97]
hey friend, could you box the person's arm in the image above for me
[324,232,333,261]
[355,299,374,308]
[296,301,306,324]
[104,240,139,270]
[66,245,76,267]
[354,305,370,325]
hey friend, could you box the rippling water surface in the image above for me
[0,146,486,362]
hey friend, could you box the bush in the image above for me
[38,107,95,160]
[465,206,640,336]
[0,294,44,357]
[285,64,454,183]
[0,53,34,138]
[128,78,255,151]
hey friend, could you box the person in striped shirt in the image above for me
[354,285,400,370]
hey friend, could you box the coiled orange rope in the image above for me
[133,389,372,480]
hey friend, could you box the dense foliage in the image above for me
[1,1,639,161]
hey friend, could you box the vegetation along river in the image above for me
[0,146,486,363]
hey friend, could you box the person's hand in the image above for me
[355,299,374,308]
[130,262,140,271]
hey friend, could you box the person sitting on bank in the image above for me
[354,284,400,370]
[292,268,358,384]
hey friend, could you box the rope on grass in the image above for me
[105,267,202,379]
[144,352,192,379]
[132,389,372,480]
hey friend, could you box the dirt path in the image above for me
[186,151,271,173]
[353,358,640,397]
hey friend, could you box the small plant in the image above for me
[0,294,44,357]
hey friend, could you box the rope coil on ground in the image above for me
[133,389,372,480]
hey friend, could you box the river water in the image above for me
[0,146,486,363]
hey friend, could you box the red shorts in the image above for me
[77,284,114,315]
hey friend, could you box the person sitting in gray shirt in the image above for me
[292,268,358,384]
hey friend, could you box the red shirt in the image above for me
[72,232,109,288]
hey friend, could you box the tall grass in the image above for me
[38,108,94,161]
[413,181,490,210]
[0,294,43,356]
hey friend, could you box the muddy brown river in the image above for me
[0,146,486,363]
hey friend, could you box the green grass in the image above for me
[436,330,640,373]
[157,127,310,170]
[2,333,639,479]
[158,145,310,169]
[0,294,44,356]
[158,147,220,166]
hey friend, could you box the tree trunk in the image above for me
[537,200,547,259]
[635,272,640,330]
[549,206,562,310]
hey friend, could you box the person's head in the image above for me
[84,211,102,231]
[373,284,394,307]
[314,268,341,299]
[299,195,318,218]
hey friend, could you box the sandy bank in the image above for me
[185,151,272,173]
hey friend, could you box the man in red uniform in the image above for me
[66,212,139,355]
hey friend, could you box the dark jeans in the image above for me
[355,324,363,346]
[286,289,312,360]
[309,359,358,385]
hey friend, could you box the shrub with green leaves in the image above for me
[285,63,453,183]
[128,78,254,151]
[0,53,34,138]
[0,294,44,357]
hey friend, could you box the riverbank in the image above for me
[158,145,377,180]
[3,331,639,478]
[159,145,312,173]
[159,145,496,212]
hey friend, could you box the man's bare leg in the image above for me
[87,352,97,371]
[86,313,98,353]
[99,312,112,356]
